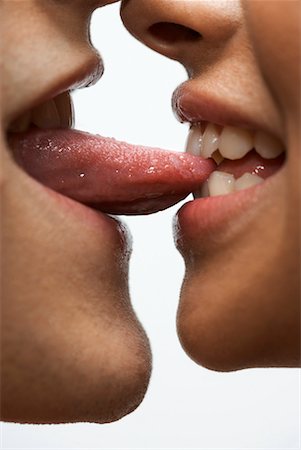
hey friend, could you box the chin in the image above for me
[1,319,152,424]
[177,312,298,373]
[176,270,300,373]
[1,157,152,424]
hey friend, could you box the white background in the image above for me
[1,3,300,449]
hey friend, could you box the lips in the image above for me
[171,81,286,252]
[7,58,284,228]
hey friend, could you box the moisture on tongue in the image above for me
[217,150,284,179]
[9,128,216,215]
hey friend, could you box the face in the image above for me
[121,0,300,370]
[1,0,152,423]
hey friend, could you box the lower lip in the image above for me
[22,170,132,254]
[174,168,283,254]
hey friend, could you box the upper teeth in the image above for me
[219,126,253,160]
[200,123,220,158]
[186,122,284,198]
[8,91,74,133]
[186,123,284,161]
[253,131,284,159]
[31,98,61,129]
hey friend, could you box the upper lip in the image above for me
[172,80,284,140]
[5,50,103,129]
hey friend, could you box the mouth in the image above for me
[172,83,286,248]
[186,121,284,198]
[6,62,285,228]
[6,90,214,217]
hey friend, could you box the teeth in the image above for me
[8,93,74,133]
[219,126,253,160]
[197,171,264,198]
[185,124,203,156]
[191,123,271,163]
[187,122,284,198]
[54,92,74,128]
[235,173,264,191]
[207,171,235,197]
[186,123,224,165]
[254,131,284,159]
[200,123,221,158]
[8,111,31,133]
[186,122,284,167]
[31,98,61,129]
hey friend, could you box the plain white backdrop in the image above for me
[1,3,300,449]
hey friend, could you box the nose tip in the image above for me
[120,0,205,61]
[121,0,241,62]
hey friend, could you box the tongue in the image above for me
[9,128,215,215]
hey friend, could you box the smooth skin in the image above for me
[121,0,300,371]
[1,0,151,424]
[1,0,299,426]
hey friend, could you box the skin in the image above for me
[1,0,151,423]
[121,0,300,371]
[1,0,299,424]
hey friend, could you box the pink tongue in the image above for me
[9,128,215,215]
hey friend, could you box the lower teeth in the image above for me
[197,170,264,198]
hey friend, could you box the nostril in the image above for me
[148,22,202,45]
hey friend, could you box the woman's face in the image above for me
[1,0,152,423]
[121,0,300,370]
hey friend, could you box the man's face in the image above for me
[121,0,300,371]
[1,0,151,423]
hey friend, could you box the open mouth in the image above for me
[6,71,285,224]
[169,82,287,248]
[7,90,214,216]
[8,91,74,132]
[186,121,285,198]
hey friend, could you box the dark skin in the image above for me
[121,0,300,371]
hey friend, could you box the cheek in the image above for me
[244,0,300,117]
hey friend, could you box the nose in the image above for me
[120,0,242,73]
